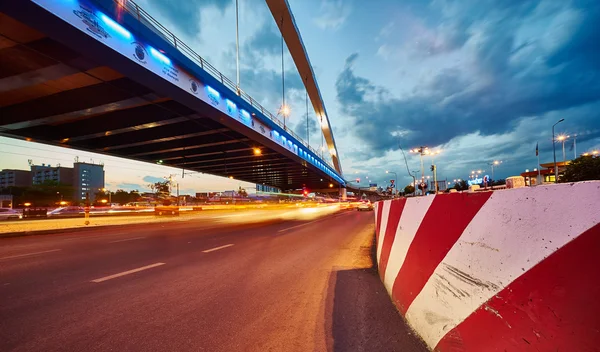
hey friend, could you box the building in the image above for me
[520,161,570,185]
[31,164,74,185]
[256,184,280,193]
[73,162,105,202]
[0,169,32,188]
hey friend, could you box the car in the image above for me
[357,200,373,211]
[47,206,84,217]
[0,208,23,220]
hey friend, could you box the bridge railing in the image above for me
[117,0,333,170]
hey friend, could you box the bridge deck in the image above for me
[0,1,342,190]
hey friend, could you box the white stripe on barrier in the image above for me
[376,200,392,263]
[405,183,600,349]
[383,196,435,292]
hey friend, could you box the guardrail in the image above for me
[114,0,334,170]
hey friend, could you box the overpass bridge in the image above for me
[0,0,345,191]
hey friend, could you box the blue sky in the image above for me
[3,0,600,192]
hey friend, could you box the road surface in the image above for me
[0,211,427,351]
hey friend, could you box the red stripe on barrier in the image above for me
[375,202,384,243]
[378,198,407,280]
[435,222,600,352]
[391,192,492,314]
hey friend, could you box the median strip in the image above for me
[0,249,62,261]
[202,244,234,253]
[90,262,165,283]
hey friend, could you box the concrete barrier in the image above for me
[374,182,600,351]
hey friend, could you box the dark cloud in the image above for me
[336,1,600,161]
[245,20,282,57]
[146,0,232,37]
[292,114,319,141]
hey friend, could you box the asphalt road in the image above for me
[0,210,427,352]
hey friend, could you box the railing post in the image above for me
[219,73,224,84]
[173,35,177,48]
[135,3,140,20]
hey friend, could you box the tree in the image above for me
[404,185,415,195]
[149,181,170,197]
[561,155,600,182]
[454,180,469,191]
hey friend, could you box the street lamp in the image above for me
[552,118,564,183]
[487,160,502,188]
[101,188,111,205]
[410,146,429,183]
[425,149,441,192]
[410,147,430,195]
[556,134,570,164]
[385,171,398,196]
[277,104,291,130]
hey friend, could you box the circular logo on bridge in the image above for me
[132,42,147,64]
[189,80,198,94]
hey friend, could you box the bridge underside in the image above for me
[0,12,334,190]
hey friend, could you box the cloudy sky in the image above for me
[3,0,600,192]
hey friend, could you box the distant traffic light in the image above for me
[430,165,436,172]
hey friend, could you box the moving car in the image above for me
[0,208,23,220]
[357,200,373,211]
[47,206,84,217]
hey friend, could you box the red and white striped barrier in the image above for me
[374,182,600,351]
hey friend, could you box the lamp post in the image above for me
[101,188,111,205]
[410,147,429,195]
[487,160,502,188]
[385,171,397,196]
[557,134,569,164]
[425,149,441,193]
[552,118,564,183]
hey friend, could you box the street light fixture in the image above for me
[425,150,441,192]
[556,134,570,164]
[552,118,564,183]
[410,147,428,178]
[277,104,291,129]
[487,160,502,188]
[385,171,398,196]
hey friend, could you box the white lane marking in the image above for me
[91,262,165,283]
[202,244,234,253]
[277,219,321,233]
[108,237,146,243]
[0,249,62,260]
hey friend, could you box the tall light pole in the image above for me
[410,146,429,194]
[487,160,502,188]
[552,118,564,183]
[102,188,111,205]
[425,149,441,193]
[557,134,569,164]
[386,171,397,196]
